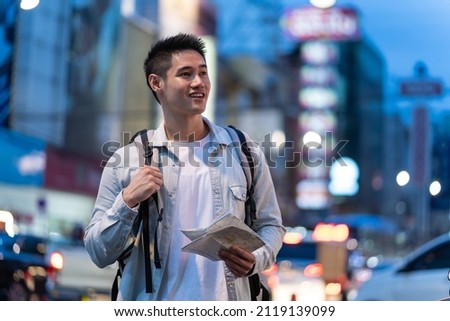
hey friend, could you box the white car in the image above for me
[354,232,450,301]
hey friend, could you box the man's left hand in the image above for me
[218,245,256,277]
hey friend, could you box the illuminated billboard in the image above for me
[289,7,360,210]
[280,6,360,41]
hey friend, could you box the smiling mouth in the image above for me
[190,93,205,99]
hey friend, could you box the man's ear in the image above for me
[148,74,162,92]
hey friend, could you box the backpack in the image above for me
[111,125,269,301]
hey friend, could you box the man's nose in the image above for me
[191,74,204,87]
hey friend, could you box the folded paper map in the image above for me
[181,213,265,261]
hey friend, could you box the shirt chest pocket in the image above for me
[227,185,247,219]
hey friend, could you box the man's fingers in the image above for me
[219,246,256,277]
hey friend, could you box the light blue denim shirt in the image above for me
[84,117,285,300]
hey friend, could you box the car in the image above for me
[262,225,350,301]
[442,269,450,301]
[0,229,117,301]
[354,232,450,301]
[44,233,117,301]
[0,232,49,300]
[265,232,326,301]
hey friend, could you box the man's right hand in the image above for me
[122,165,163,208]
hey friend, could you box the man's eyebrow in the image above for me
[177,64,208,72]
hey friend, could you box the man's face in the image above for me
[158,50,210,117]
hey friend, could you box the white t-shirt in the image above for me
[158,133,228,300]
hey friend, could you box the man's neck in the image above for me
[164,117,209,142]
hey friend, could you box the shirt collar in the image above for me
[150,117,233,147]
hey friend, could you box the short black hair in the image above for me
[143,33,207,102]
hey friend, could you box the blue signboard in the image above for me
[0,128,46,185]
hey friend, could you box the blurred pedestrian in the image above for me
[84,33,285,300]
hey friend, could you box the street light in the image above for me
[20,0,39,10]
[396,170,410,187]
[0,210,15,237]
[429,180,441,196]
[309,0,336,9]
[303,131,322,146]
[395,172,442,245]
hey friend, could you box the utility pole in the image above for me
[398,62,444,245]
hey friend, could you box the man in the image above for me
[84,33,285,300]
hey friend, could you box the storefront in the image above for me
[0,128,101,237]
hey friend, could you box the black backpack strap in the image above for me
[138,129,164,294]
[111,269,120,301]
[248,273,270,301]
[225,125,257,227]
[111,242,133,300]
[111,129,161,300]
